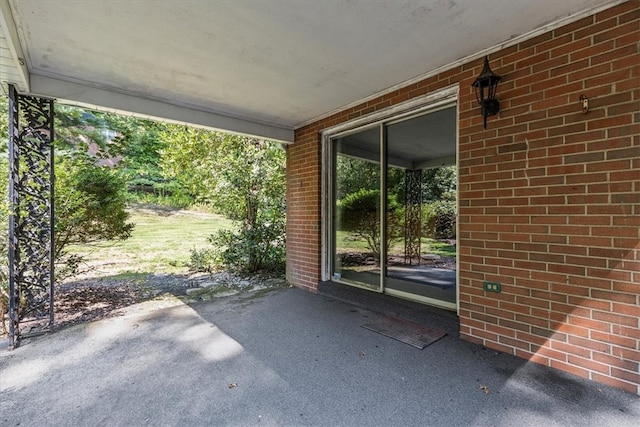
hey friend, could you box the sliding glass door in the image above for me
[330,106,457,309]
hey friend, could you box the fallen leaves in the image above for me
[53,283,146,331]
[479,384,490,394]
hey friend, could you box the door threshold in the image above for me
[318,280,459,338]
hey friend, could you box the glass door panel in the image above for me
[384,110,457,305]
[332,127,382,291]
[329,106,457,309]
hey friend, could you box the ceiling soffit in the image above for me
[2,1,623,142]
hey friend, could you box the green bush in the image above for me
[207,218,286,274]
[423,200,456,240]
[188,247,221,273]
[190,215,285,275]
[337,189,403,257]
[0,160,9,318]
[337,189,380,232]
[54,156,134,279]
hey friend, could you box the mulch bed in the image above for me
[53,282,149,331]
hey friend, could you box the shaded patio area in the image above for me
[1,288,637,426]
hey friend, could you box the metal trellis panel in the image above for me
[7,84,55,348]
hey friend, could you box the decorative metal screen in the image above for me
[7,85,55,347]
[404,169,422,265]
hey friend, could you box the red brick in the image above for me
[591,330,638,350]
[592,352,639,373]
[591,289,637,305]
[590,373,639,394]
[568,355,610,374]
[592,311,638,328]
[549,360,590,379]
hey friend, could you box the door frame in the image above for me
[321,85,460,312]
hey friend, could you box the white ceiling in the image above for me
[1,0,620,142]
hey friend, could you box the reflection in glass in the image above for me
[385,112,457,304]
[330,107,458,308]
[332,128,381,290]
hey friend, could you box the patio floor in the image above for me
[1,287,638,426]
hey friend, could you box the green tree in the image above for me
[53,106,135,276]
[161,127,286,273]
[336,156,379,199]
[0,100,134,280]
[104,115,192,206]
[422,166,456,201]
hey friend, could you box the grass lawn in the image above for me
[70,203,234,276]
[336,230,456,258]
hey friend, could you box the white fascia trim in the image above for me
[296,0,625,130]
[29,73,294,143]
[0,0,29,92]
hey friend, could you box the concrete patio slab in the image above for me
[1,288,638,426]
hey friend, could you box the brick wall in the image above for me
[288,1,639,393]
[286,126,323,292]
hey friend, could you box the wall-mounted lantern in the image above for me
[472,56,501,129]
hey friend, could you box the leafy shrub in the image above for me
[207,218,286,274]
[337,189,404,258]
[423,200,456,240]
[54,156,134,279]
[162,133,286,274]
[188,248,221,273]
[337,189,379,232]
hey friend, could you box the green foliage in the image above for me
[54,154,134,278]
[208,218,286,274]
[105,115,165,171]
[127,190,194,209]
[126,177,193,208]
[188,247,220,273]
[337,188,379,232]
[0,96,8,147]
[0,100,8,300]
[0,101,135,281]
[335,158,457,259]
[423,200,456,240]
[336,157,380,199]
[337,189,403,258]
[422,166,457,201]
[105,115,193,207]
[162,127,286,273]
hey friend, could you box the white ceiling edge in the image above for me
[295,0,626,130]
[30,74,294,144]
[0,0,28,93]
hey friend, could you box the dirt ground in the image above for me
[2,270,286,339]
